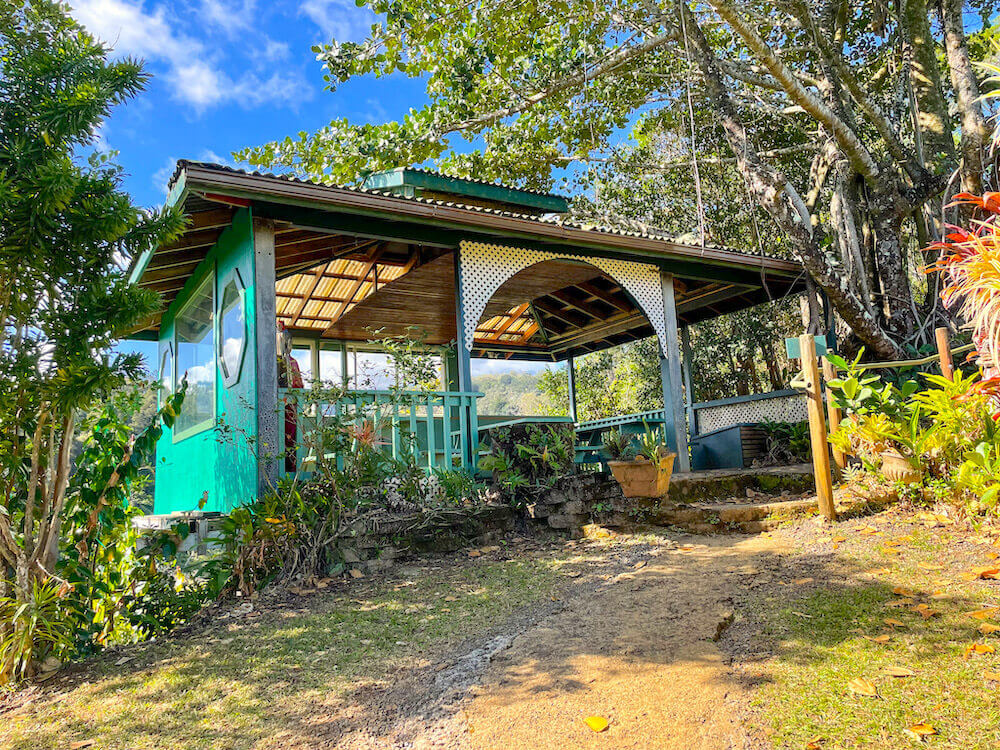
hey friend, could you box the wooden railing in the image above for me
[279,388,482,473]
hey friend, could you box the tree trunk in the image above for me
[682,5,904,359]
[939,0,990,197]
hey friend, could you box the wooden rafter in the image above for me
[576,280,633,313]
[321,245,385,334]
[482,302,530,341]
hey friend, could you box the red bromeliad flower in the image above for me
[346,420,387,448]
[924,193,1000,398]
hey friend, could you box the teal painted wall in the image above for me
[154,209,260,514]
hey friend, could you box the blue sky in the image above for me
[70,0,427,207]
[74,0,551,378]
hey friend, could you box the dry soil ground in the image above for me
[5,505,1000,749]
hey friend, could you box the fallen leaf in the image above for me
[847,677,879,697]
[883,618,905,628]
[859,526,879,536]
[881,547,901,555]
[349,569,364,579]
[930,590,950,600]
[69,743,95,750]
[885,666,915,677]
[968,607,999,620]
[979,623,1000,635]
[583,716,609,733]
[910,603,938,619]
[973,567,1000,580]
[793,578,814,585]
[832,536,847,543]
[467,550,481,558]
[918,562,944,571]
[892,586,914,596]
[866,634,892,644]
[633,561,647,570]
[984,670,1000,682]
[904,723,937,741]
[964,643,996,658]
[805,737,824,750]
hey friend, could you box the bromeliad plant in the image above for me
[926,191,1000,391]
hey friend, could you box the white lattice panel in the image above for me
[458,240,667,353]
[697,393,808,433]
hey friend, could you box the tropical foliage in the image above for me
[0,1,186,681]
[827,354,1000,513]
[240,0,996,359]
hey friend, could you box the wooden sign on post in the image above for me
[800,334,837,520]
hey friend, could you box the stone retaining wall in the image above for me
[337,506,515,574]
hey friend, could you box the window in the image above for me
[159,344,173,403]
[174,274,215,439]
[346,345,442,390]
[219,270,247,386]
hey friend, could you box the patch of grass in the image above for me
[756,516,1000,749]
[2,557,558,750]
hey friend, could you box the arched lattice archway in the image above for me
[458,241,667,356]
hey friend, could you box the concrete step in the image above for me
[650,496,818,533]
[628,464,818,533]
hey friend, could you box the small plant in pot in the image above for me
[879,411,926,485]
[604,423,676,498]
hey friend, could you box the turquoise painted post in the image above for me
[659,271,691,473]
[681,325,696,437]
[452,248,475,468]
[567,356,578,423]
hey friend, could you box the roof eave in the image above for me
[172,162,802,280]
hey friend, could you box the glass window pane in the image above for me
[318,348,342,385]
[159,347,173,401]
[175,275,215,436]
[290,346,312,383]
[346,348,442,390]
[219,275,246,384]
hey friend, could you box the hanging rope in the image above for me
[677,0,707,250]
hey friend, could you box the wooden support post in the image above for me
[567,356,578,423]
[660,271,690,473]
[253,217,280,495]
[935,327,954,380]
[681,325,696,437]
[800,334,836,520]
[822,357,846,475]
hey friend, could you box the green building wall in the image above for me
[153,208,261,514]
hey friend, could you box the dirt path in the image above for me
[343,531,790,750]
[454,534,783,750]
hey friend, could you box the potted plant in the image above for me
[879,411,926,485]
[604,423,676,498]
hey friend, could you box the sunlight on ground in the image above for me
[2,558,558,750]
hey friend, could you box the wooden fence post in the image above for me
[821,356,846,476]
[800,334,836,520]
[935,327,954,380]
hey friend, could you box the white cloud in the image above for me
[198,149,230,165]
[300,0,374,41]
[471,359,554,377]
[263,37,290,61]
[152,156,178,195]
[70,0,308,111]
[201,0,254,35]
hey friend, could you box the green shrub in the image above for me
[826,352,1000,514]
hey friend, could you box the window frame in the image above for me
[158,341,174,408]
[218,268,247,388]
[172,270,217,443]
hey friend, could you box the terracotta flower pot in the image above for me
[880,450,921,484]
[608,453,676,498]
